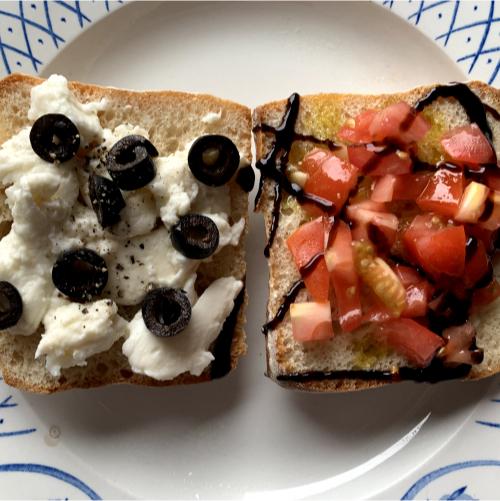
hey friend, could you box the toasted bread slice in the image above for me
[254,82,500,392]
[0,74,251,393]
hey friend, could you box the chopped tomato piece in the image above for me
[338,109,377,143]
[464,238,491,289]
[403,216,466,277]
[393,265,432,318]
[304,153,359,213]
[348,145,412,176]
[286,217,329,301]
[392,172,432,201]
[368,102,431,145]
[325,221,362,332]
[439,323,483,366]
[441,124,495,166]
[290,302,334,342]
[485,170,500,191]
[341,102,430,145]
[471,279,500,312]
[416,169,464,217]
[347,203,398,249]
[360,286,393,324]
[300,148,330,176]
[371,175,396,203]
[375,318,445,367]
[466,224,497,253]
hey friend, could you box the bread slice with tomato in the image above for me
[254,82,500,392]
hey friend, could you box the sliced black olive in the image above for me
[171,214,219,259]
[52,248,108,301]
[235,165,255,192]
[30,113,80,163]
[188,134,239,186]
[0,281,22,329]
[89,174,126,228]
[107,135,158,190]
[142,288,191,337]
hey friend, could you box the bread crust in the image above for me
[0,73,251,393]
[255,81,500,392]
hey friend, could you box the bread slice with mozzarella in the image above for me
[254,82,500,392]
[0,73,252,393]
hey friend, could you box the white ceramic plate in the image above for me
[0,2,499,499]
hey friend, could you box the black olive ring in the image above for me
[52,248,108,302]
[107,135,158,190]
[142,288,191,337]
[187,134,240,187]
[30,113,80,163]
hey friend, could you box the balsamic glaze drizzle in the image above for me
[262,279,305,335]
[415,83,497,160]
[299,251,325,276]
[276,362,472,384]
[255,93,336,257]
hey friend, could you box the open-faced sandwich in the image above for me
[0,74,252,393]
[254,82,500,391]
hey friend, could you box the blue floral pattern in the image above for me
[0,1,122,75]
[382,0,499,85]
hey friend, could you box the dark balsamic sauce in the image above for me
[262,280,305,335]
[415,83,497,160]
[299,252,325,276]
[255,93,336,257]
[264,182,283,257]
[277,362,472,384]
[210,286,245,379]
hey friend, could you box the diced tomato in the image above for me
[304,153,359,213]
[340,102,430,145]
[471,279,500,312]
[300,148,330,176]
[441,124,495,166]
[374,318,445,367]
[371,175,396,202]
[416,169,464,217]
[348,145,412,176]
[368,102,431,145]
[393,265,432,318]
[338,109,377,143]
[485,170,500,191]
[392,172,432,201]
[286,217,329,302]
[439,323,482,366]
[347,203,398,249]
[464,238,490,289]
[403,216,466,277]
[466,224,497,253]
[290,302,334,342]
[360,286,393,324]
[325,221,362,332]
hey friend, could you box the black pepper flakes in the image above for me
[82,307,89,314]
[139,243,145,250]
[116,263,124,271]
[130,256,135,264]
